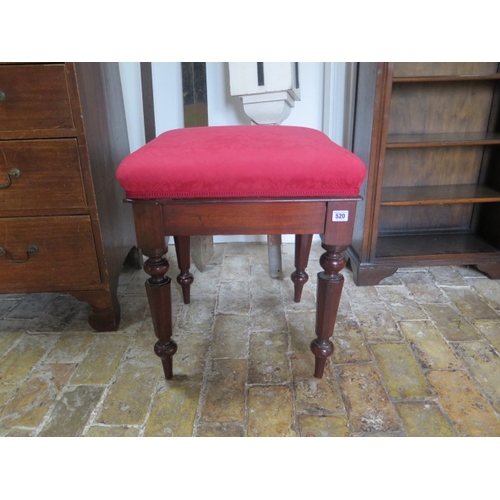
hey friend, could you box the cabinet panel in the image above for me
[382,146,485,187]
[0,139,86,214]
[0,216,101,291]
[378,204,474,234]
[0,64,74,136]
[389,81,497,135]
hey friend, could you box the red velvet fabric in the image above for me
[116,125,366,199]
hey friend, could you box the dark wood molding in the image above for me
[140,62,156,143]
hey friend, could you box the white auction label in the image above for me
[332,210,349,222]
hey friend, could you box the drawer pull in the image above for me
[0,168,21,189]
[0,244,39,263]
[0,90,5,102]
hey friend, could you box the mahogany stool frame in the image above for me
[130,196,359,380]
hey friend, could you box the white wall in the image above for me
[118,62,348,243]
[152,63,185,136]
[118,63,145,153]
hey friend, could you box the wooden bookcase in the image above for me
[347,62,500,285]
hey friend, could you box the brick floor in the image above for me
[1,241,500,437]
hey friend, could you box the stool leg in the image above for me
[291,234,313,303]
[143,248,177,379]
[174,235,194,304]
[311,244,347,378]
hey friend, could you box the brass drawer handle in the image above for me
[0,168,21,189]
[0,244,39,263]
[0,90,5,102]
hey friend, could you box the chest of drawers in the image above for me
[0,62,136,331]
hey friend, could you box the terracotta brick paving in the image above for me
[1,241,500,437]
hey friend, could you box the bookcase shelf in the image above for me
[386,132,500,148]
[375,233,499,259]
[380,185,500,206]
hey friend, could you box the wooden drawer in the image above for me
[0,139,86,215]
[0,64,74,138]
[0,215,101,292]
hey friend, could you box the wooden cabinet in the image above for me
[0,63,136,330]
[348,62,500,285]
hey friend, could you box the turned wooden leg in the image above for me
[174,235,194,304]
[291,234,313,303]
[311,244,347,378]
[143,248,177,379]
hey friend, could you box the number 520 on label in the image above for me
[332,210,349,222]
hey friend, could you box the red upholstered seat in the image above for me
[116,125,366,199]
